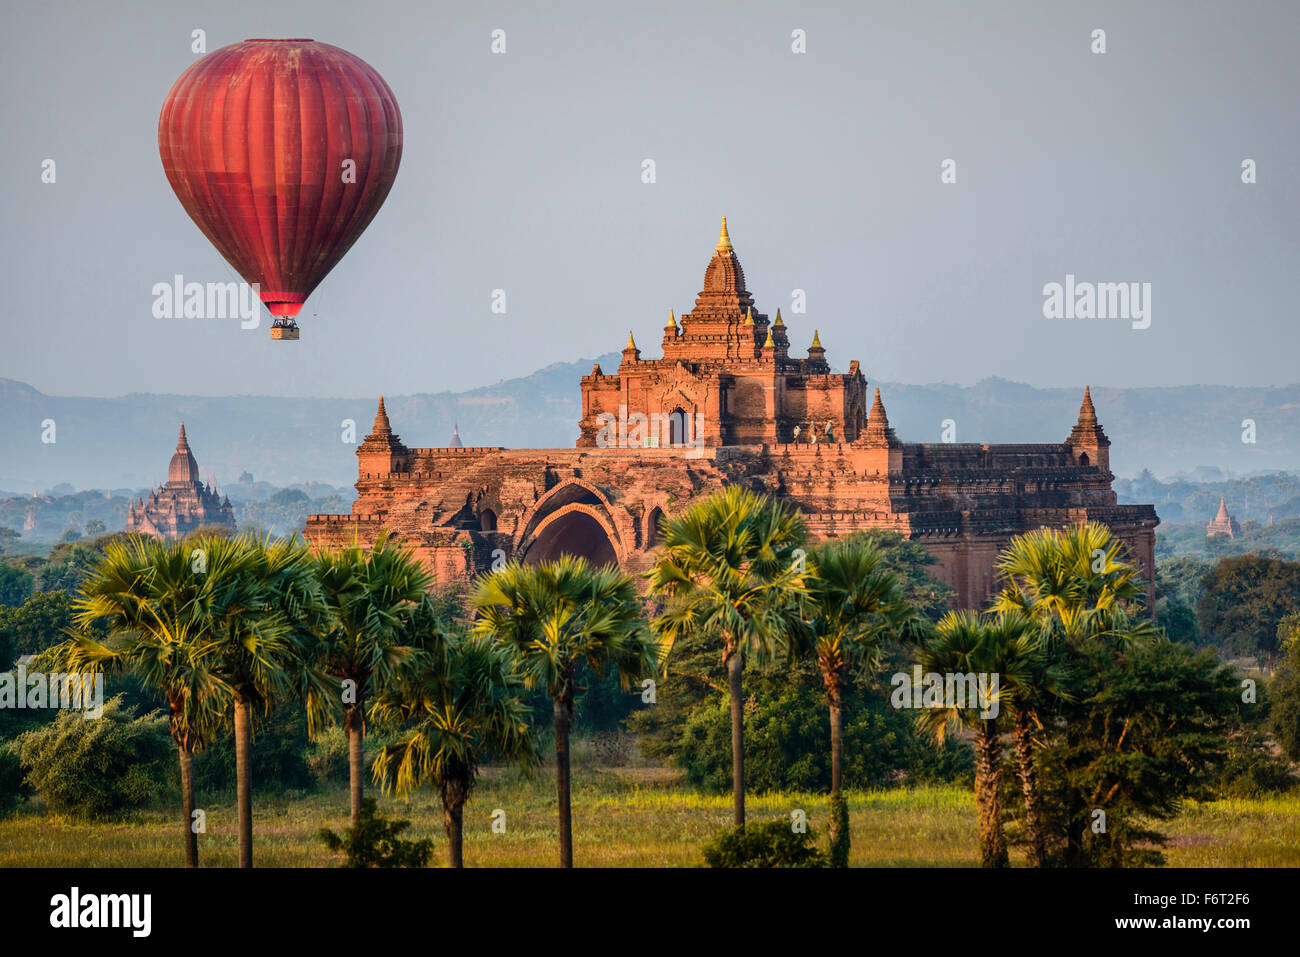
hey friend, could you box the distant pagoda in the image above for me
[1206,497,1240,539]
[127,424,235,539]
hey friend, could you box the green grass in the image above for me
[3,768,1299,867]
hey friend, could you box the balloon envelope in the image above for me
[158,39,403,332]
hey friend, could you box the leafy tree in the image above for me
[668,660,972,793]
[1036,641,1238,866]
[0,564,33,609]
[0,591,79,667]
[313,534,431,825]
[1197,555,1300,666]
[84,519,106,536]
[13,696,172,819]
[474,557,657,867]
[797,538,914,866]
[1268,635,1300,763]
[371,594,538,867]
[648,487,807,828]
[0,527,20,555]
[318,797,433,868]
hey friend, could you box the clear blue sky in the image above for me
[2,0,1297,397]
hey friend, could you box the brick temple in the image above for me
[306,219,1158,609]
[127,424,236,539]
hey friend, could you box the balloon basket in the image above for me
[270,326,299,341]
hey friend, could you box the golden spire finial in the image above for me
[811,329,822,349]
[716,215,732,252]
[665,309,677,330]
[744,306,754,327]
[625,330,637,351]
[763,328,775,348]
[774,308,784,327]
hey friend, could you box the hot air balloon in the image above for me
[158,39,403,340]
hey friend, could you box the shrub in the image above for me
[192,710,315,796]
[701,818,826,868]
[670,665,971,793]
[304,725,350,786]
[318,798,433,868]
[13,696,171,819]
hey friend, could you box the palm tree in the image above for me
[647,486,808,828]
[208,534,327,868]
[799,538,914,865]
[989,523,1157,865]
[371,593,539,867]
[992,522,1150,643]
[472,556,658,867]
[915,611,1038,868]
[313,534,432,825]
[51,534,232,868]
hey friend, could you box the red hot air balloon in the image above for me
[158,39,403,340]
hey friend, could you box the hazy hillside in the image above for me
[2,363,1297,489]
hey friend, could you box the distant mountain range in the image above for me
[2,361,1297,489]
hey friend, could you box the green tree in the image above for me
[313,534,431,826]
[208,534,329,868]
[1037,640,1238,866]
[914,611,1034,868]
[51,535,235,865]
[13,696,172,819]
[798,538,914,866]
[990,523,1157,865]
[648,487,807,828]
[0,591,77,667]
[473,557,657,867]
[1198,555,1300,667]
[0,564,33,608]
[372,594,538,867]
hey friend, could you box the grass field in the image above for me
[3,766,1299,868]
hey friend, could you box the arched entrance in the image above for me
[522,508,619,567]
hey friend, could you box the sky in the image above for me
[2,0,1297,398]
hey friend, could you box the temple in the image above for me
[1206,497,1240,539]
[127,424,236,539]
[305,219,1158,609]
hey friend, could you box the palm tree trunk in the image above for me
[347,703,364,827]
[1014,712,1048,867]
[827,673,849,866]
[726,647,745,828]
[974,724,1008,868]
[553,691,573,868]
[233,695,253,868]
[178,741,198,868]
[442,778,466,869]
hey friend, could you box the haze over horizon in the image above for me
[3,0,1297,399]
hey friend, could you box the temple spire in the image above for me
[373,396,391,434]
[716,215,732,252]
[811,329,822,349]
[625,330,637,351]
[774,308,784,327]
[1215,496,1229,521]
[861,387,900,447]
[177,422,189,450]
